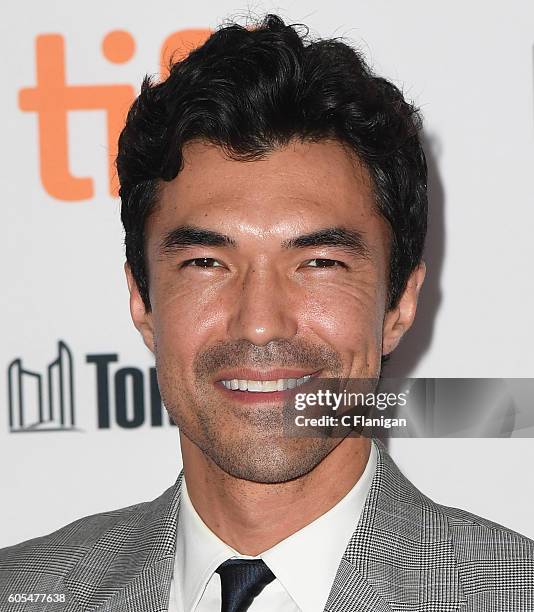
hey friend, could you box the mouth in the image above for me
[214,369,321,403]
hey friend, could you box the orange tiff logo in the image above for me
[19,29,210,201]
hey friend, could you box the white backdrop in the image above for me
[1,0,533,547]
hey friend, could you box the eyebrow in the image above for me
[159,224,370,259]
[160,225,237,254]
[281,227,371,259]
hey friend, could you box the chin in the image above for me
[206,435,337,484]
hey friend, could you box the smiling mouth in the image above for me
[218,375,312,393]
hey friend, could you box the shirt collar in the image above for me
[175,475,238,611]
[261,440,377,611]
[175,439,377,612]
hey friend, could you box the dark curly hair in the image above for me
[117,14,427,312]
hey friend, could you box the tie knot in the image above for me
[215,558,275,612]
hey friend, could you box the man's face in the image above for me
[127,139,423,483]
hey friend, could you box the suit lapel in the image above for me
[325,558,394,612]
[325,439,466,612]
[64,472,183,612]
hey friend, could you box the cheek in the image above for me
[300,277,386,361]
[150,277,229,363]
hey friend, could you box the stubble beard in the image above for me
[157,337,348,484]
[163,377,343,483]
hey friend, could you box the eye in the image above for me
[303,258,347,269]
[181,257,224,268]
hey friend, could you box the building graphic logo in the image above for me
[8,341,76,433]
[6,341,175,433]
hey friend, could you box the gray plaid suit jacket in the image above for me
[1,439,533,611]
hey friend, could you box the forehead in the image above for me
[147,139,388,247]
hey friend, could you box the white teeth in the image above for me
[261,380,279,392]
[220,375,312,392]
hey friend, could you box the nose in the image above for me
[226,265,298,346]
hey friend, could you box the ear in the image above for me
[124,262,155,354]
[382,262,426,356]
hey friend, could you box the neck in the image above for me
[180,433,371,556]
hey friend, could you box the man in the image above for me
[1,13,533,612]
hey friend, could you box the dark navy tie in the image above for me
[215,558,276,612]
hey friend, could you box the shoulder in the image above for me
[0,473,182,581]
[0,478,181,608]
[0,498,150,575]
[0,499,158,609]
[0,474,181,575]
[376,439,534,602]
[376,438,534,557]
[436,501,534,596]
[438,500,534,550]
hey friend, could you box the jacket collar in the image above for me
[325,438,467,612]
[63,439,466,612]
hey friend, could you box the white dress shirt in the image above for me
[167,440,377,612]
